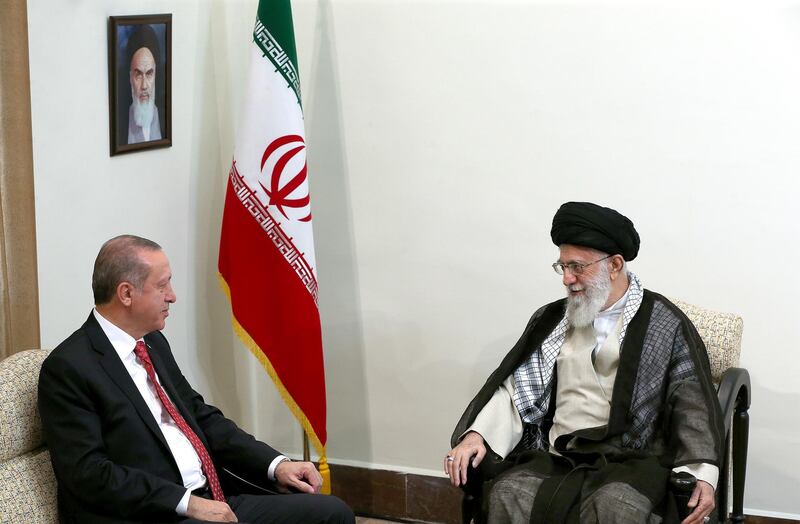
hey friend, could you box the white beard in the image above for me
[565,263,612,328]
[131,88,155,130]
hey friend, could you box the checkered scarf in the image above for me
[512,273,644,444]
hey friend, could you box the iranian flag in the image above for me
[218,0,329,491]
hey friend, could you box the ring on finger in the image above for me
[446,455,455,462]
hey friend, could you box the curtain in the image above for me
[0,0,40,359]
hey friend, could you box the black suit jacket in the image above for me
[38,313,281,523]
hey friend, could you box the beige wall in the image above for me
[28,0,800,517]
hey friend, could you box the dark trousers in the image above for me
[179,493,354,524]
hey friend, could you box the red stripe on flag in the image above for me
[219,175,326,445]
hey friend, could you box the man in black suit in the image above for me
[38,235,354,524]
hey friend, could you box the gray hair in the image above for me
[92,235,162,304]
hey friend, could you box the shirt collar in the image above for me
[93,308,142,361]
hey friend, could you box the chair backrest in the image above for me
[671,300,744,384]
[0,348,57,523]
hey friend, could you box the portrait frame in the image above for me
[108,14,172,156]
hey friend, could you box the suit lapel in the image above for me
[84,314,173,454]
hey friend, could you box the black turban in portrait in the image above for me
[126,24,160,68]
[550,202,640,261]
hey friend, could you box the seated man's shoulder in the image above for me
[38,329,95,388]
[640,290,705,344]
[643,290,688,322]
[48,327,93,361]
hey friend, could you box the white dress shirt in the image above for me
[590,286,629,356]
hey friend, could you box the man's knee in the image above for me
[491,468,546,498]
[229,493,354,524]
[490,473,523,497]
[581,482,655,523]
[487,469,545,524]
[313,495,354,524]
[282,494,353,524]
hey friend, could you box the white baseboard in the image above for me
[744,507,800,520]
[288,455,447,478]
[328,458,447,479]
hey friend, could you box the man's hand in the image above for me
[681,480,715,524]
[274,460,323,494]
[186,495,237,522]
[444,431,487,487]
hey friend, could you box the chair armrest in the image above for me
[716,368,751,435]
[460,450,514,524]
[221,467,279,496]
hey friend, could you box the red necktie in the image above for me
[134,341,225,501]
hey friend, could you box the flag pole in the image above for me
[303,428,310,461]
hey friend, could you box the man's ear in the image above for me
[117,282,135,307]
[609,255,625,278]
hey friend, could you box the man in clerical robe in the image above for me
[446,202,723,524]
[125,25,163,144]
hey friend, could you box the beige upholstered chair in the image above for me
[0,349,57,523]
[670,300,744,384]
[671,300,749,524]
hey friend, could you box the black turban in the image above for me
[550,202,640,261]
[125,24,160,68]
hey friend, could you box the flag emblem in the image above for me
[260,135,311,222]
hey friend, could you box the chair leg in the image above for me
[717,431,730,523]
[730,404,749,524]
[462,493,476,524]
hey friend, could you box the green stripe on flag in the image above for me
[253,0,302,106]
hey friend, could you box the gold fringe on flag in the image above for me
[218,273,331,494]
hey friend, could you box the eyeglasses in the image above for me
[552,254,613,276]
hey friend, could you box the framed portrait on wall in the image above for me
[108,14,172,156]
